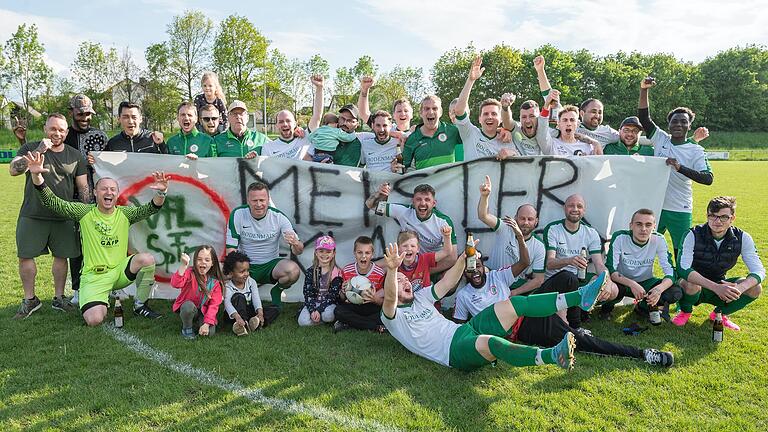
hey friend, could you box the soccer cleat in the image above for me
[232,321,248,336]
[13,297,42,320]
[671,311,691,326]
[247,316,261,331]
[574,327,593,337]
[332,320,351,334]
[134,304,162,319]
[52,296,75,312]
[709,311,741,331]
[551,332,576,370]
[577,270,608,312]
[181,328,196,340]
[69,291,79,307]
[644,349,674,367]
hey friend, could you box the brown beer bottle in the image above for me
[466,232,477,271]
[648,302,661,326]
[114,298,124,328]
[713,312,724,342]
[395,145,404,174]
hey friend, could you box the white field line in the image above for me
[104,325,402,432]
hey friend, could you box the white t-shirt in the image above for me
[487,220,545,279]
[606,230,674,282]
[650,128,711,213]
[360,136,399,172]
[577,124,620,148]
[548,136,594,157]
[510,116,551,156]
[543,219,602,278]
[382,287,460,367]
[454,113,515,161]
[385,203,457,253]
[261,131,314,160]
[223,276,262,318]
[226,205,297,265]
[453,267,516,320]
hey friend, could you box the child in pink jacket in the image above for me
[171,245,225,339]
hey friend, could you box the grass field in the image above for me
[1,162,767,431]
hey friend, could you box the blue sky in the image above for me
[1,0,766,86]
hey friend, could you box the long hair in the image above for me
[312,247,339,292]
[201,71,227,106]
[191,245,226,299]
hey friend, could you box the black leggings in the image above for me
[334,303,382,330]
[225,293,279,327]
[533,271,582,328]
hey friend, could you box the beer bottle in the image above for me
[395,145,404,174]
[648,301,661,326]
[374,182,389,216]
[577,247,587,282]
[114,298,124,328]
[465,232,477,271]
[712,312,724,342]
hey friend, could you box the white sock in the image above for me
[534,348,544,366]
[555,294,568,311]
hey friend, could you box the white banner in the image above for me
[93,152,670,301]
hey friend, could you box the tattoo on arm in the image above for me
[78,183,92,203]
[10,157,28,175]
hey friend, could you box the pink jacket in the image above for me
[171,267,223,326]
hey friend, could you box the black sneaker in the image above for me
[332,320,351,333]
[134,304,162,319]
[644,349,674,367]
[574,327,593,338]
[13,297,42,320]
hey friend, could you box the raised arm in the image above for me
[308,75,324,132]
[637,77,657,133]
[455,55,484,118]
[477,175,498,229]
[24,152,92,221]
[357,76,374,125]
[382,243,406,319]
[500,93,517,131]
[503,217,530,277]
[9,140,52,176]
[435,225,456,262]
[533,55,552,93]
[122,171,168,224]
[365,182,390,211]
[434,250,469,300]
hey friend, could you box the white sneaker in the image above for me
[69,291,79,306]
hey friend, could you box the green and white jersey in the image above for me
[382,287,459,367]
[36,186,160,275]
[403,121,461,170]
[543,219,602,278]
[606,230,674,282]
[261,132,314,160]
[453,267,516,321]
[487,219,546,278]
[227,205,297,265]
[360,135,399,172]
[214,128,268,157]
[384,203,457,253]
[603,141,654,156]
[454,113,513,161]
[577,124,619,148]
[547,136,594,157]
[650,128,711,213]
[167,128,214,157]
[510,116,552,156]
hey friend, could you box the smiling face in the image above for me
[45,117,68,147]
[195,248,213,276]
[177,105,197,134]
[230,260,250,286]
[564,195,586,224]
[515,204,539,237]
[247,188,269,219]
[420,98,442,130]
[202,78,215,99]
[558,110,580,140]
[354,243,374,272]
[630,213,656,244]
[228,108,248,136]
[707,207,734,238]
[580,100,603,129]
[399,237,420,266]
[396,272,414,304]
[412,191,436,220]
[276,110,296,140]
[465,264,487,288]
[393,101,413,127]
[315,248,335,267]
[372,115,391,141]
[519,105,539,137]
[72,110,92,132]
[479,104,501,134]
[668,112,692,140]
[119,107,142,137]
[95,178,119,212]
[620,125,641,146]
[338,110,358,133]
[199,107,220,135]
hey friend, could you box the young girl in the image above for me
[194,71,228,133]
[171,245,225,339]
[298,236,344,326]
[222,251,280,336]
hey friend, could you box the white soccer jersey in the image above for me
[385,203,457,253]
[548,136,594,157]
[577,124,620,148]
[382,287,460,367]
[511,117,552,156]
[543,219,602,278]
[453,267,516,321]
[455,113,515,161]
[651,129,711,213]
[606,230,674,282]
[261,132,314,160]
[360,136,399,172]
[226,205,297,265]
[487,220,545,279]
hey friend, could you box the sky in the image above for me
[1,0,766,92]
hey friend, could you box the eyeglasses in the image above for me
[707,214,732,223]
[202,117,219,122]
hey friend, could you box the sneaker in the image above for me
[70,291,79,307]
[52,296,75,312]
[574,327,593,337]
[134,304,162,319]
[577,270,608,312]
[551,332,576,370]
[247,316,261,331]
[372,324,388,334]
[644,348,674,367]
[181,328,196,340]
[232,321,249,336]
[671,311,692,326]
[332,320,351,334]
[13,297,42,320]
[709,311,741,331]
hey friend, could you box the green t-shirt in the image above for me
[18,142,87,220]
[214,128,267,157]
[403,121,461,170]
[167,128,215,157]
[334,136,363,167]
[37,186,161,274]
[603,141,654,156]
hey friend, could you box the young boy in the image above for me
[308,113,358,163]
[333,236,387,333]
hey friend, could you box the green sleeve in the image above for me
[402,135,416,168]
[121,201,162,225]
[37,186,93,221]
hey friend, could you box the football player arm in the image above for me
[357,77,373,125]
[546,250,579,271]
[477,175,498,229]
[738,233,765,293]
[435,226,456,263]
[675,165,713,185]
[26,153,91,221]
[308,75,324,132]
[455,55,483,118]
[365,182,390,210]
[382,243,405,318]
[433,252,468,300]
[75,174,91,203]
[533,55,552,93]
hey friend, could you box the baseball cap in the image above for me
[228,100,248,112]
[339,104,360,120]
[315,235,336,251]
[620,116,643,130]
[69,94,96,114]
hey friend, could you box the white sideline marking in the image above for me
[104,325,401,432]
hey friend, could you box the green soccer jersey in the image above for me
[603,141,654,156]
[403,121,461,170]
[167,128,215,157]
[334,136,363,167]
[37,186,161,274]
[214,128,267,157]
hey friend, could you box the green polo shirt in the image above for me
[403,121,461,170]
[214,128,267,157]
[167,128,215,157]
[603,141,655,156]
[334,136,363,167]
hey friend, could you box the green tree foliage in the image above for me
[143,43,181,131]
[268,49,308,114]
[70,41,120,127]
[167,10,213,100]
[213,14,270,108]
[2,24,53,121]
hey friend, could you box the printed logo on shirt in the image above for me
[100,236,119,247]
[403,307,434,322]
[241,230,279,241]
[438,133,447,142]
[190,144,199,153]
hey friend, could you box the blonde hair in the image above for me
[201,71,227,106]
[312,248,339,293]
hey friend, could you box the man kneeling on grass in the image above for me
[380,242,611,371]
[24,152,167,325]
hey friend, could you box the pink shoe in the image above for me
[709,311,741,331]
[671,312,692,326]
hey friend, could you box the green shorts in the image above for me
[658,210,692,250]
[249,258,282,285]
[16,216,79,259]
[79,255,135,310]
[449,304,509,371]
[696,277,743,306]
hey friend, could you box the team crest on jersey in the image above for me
[489,284,498,295]
[190,144,199,153]
[94,221,111,235]
[438,133,447,142]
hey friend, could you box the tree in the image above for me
[333,66,355,107]
[167,10,213,100]
[143,43,180,131]
[2,24,53,120]
[352,55,378,80]
[306,54,330,107]
[70,41,121,127]
[115,47,141,103]
[269,49,308,113]
[213,14,270,107]
[431,44,478,120]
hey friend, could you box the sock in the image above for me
[134,264,156,305]
[555,294,568,311]
[270,284,289,307]
[510,291,581,318]
[679,290,700,313]
[719,294,757,315]
[488,336,555,367]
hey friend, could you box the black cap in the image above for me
[339,104,360,120]
[620,116,643,130]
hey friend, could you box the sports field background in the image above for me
[0,161,766,431]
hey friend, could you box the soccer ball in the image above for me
[346,275,373,305]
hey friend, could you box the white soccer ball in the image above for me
[346,275,373,305]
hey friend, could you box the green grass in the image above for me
[1,162,768,431]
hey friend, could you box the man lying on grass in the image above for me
[380,242,611,371]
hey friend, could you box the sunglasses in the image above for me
[202,117,219,122]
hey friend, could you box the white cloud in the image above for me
[270,30,341,59]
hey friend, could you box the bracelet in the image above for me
[155,189,167,197]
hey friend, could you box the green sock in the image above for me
[510,291,580,317]
[270,284,289,307]
[134,264,156,303]
[679,290,700,313]
[487,336,555,366]
[719,294,757,315]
